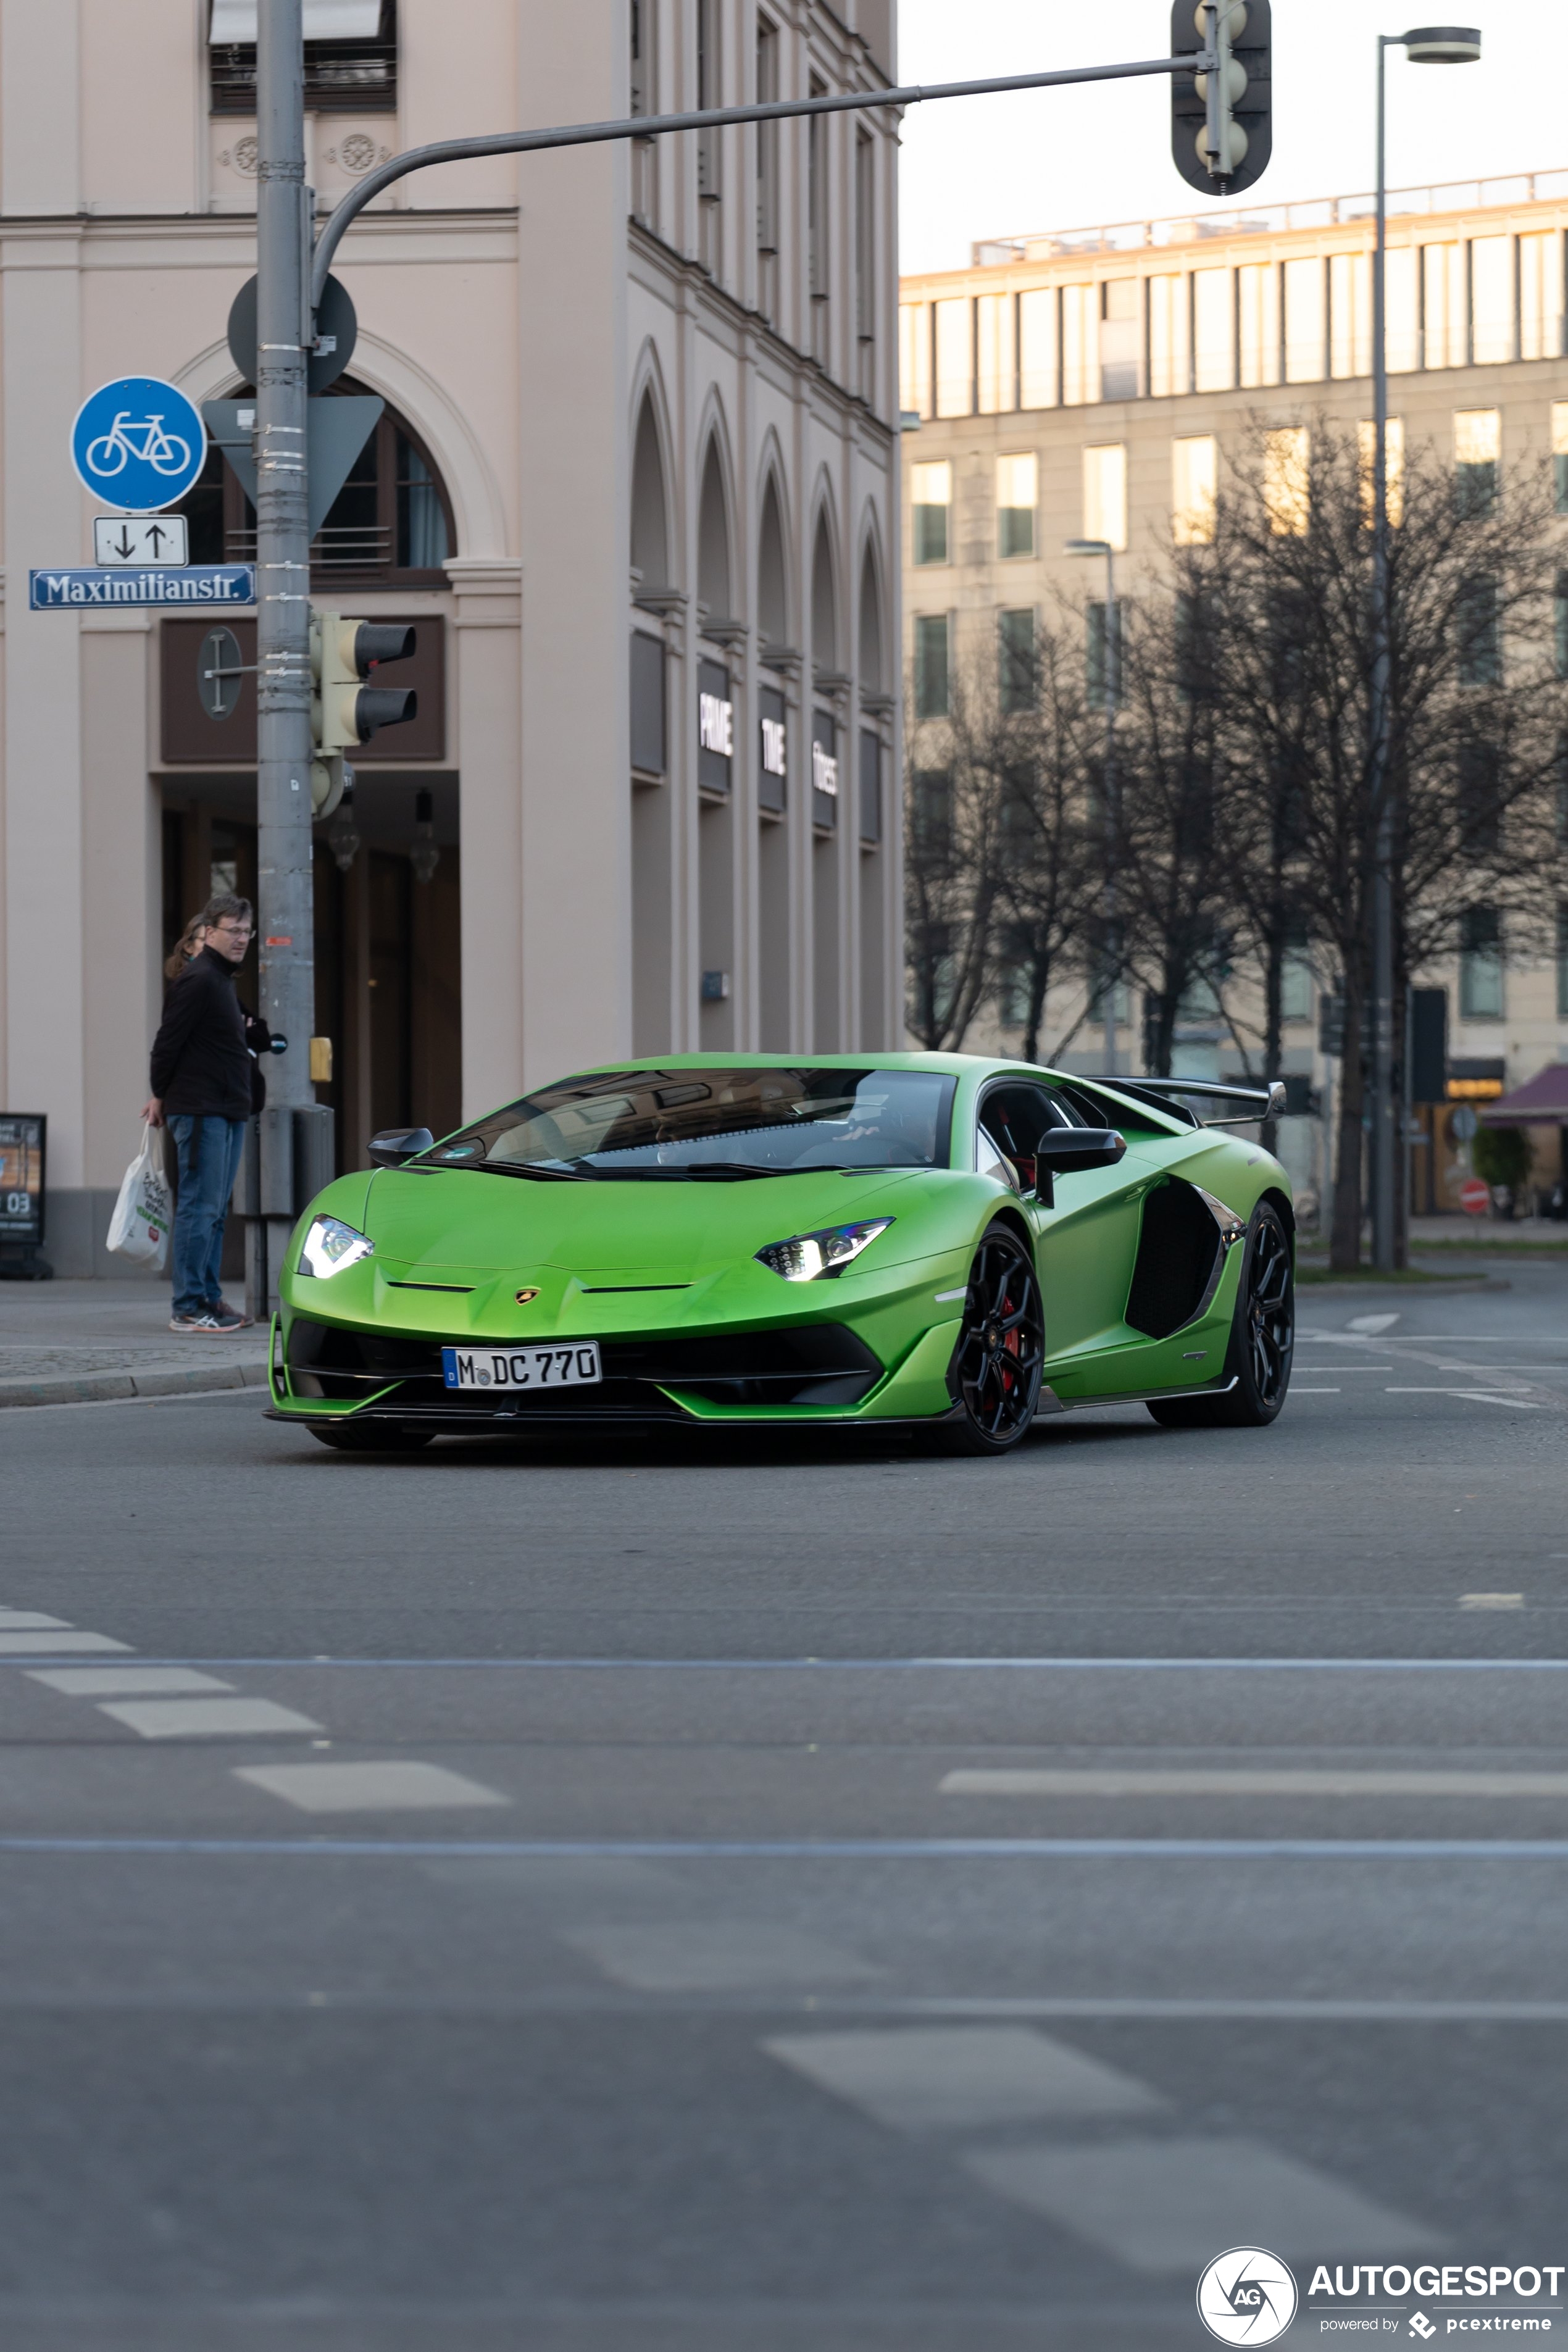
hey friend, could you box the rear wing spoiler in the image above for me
[1082,1076,1287,1130]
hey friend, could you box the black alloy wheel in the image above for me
[309,1422,435,1453]
[1148,1200,1295,1429]
[940,1221,1046,1456]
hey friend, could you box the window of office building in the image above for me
[1471,236,1514,365]
[1018,288,1059,410]
[998,609,1036,713]
[899,305,931,419]
[1385,247,1419,373]
[913,613,951,720]
[1101,278,1140,401]
[1454,409,1500,517]
[1459,906,1503,1019]
[1238,264,1280,390]
[1281,933,1314,1024]
[756,17,778,259]
[1082,443,1127,552]
[1558,903,1568,1020]
[1357,418,1404,530]
[934,298,971,418]
[1457,575,1501,686]
[910,770,954,864]
[1193,269,1234,394]
[1329,251,1371,380]
[698,0,720,195]
[1283,257,1325,384]
[1264,428,1310,538]
[1457,741,1501,853]
[911,460,951,567]
[1062,285,1097,408]
[996,452,1036,559]
[1553,403,1568,515]
[1521,231,1564,362]
[1086,601,1126,711]
[1148,273,1190,398]
[1424,244,1467,368]
[1172,435,1217,547]
[210,0,396,112]
[854,130,875,353]
[977,293,1015,415]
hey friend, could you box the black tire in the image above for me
[1147,1201,1294,1429]
[309,1423,435,1453]
[938,1222,1046,1457]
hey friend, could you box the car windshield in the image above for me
[418,1067,956,1177]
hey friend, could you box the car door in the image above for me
[974,1082,1148,1388]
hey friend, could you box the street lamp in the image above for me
[1369,26,1481,1272]
[1067,538,1120,1073]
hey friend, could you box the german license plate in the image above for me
[441,1341,602,1391]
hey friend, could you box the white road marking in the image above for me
[572,1921,882,1992]
[1291,1365,1393,1371]
[1288,1387,1340,1393]
[234,1761,509,1812]
[0,1611,73,1629]
[961,2135,1441,2269]
[97,1697,323,1740]
[1459,1594,1525,1612]
[1384,1388,1540,1407]
[0,1632,130,1654]
[1346,1312,1401,1333]
[765,2027,1161,2131]
[940,1767,1568,1798]
[27,1667,235,1695]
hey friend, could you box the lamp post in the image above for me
[1067,538,1120,1073]
[1369,26,1481,1272]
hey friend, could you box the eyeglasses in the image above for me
[212,922,253,940]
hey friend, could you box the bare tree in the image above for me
[988,617,1102,1065]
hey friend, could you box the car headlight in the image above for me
[755,1219,893,1282]
[298,1215,375,1278]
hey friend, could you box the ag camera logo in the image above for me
[1198,2246,1299,2344]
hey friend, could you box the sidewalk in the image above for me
[1407,1215,1568,1246]
[0,1279,269,1408]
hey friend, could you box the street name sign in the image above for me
[93,515,188,567]
[29,567,256,611]
[70,377,207,511]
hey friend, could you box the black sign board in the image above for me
[811,711,839,831]
[0,1114,46,1249]
[759,685,787,814]
[698,659,734,794]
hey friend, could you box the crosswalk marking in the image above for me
[0,1632,131,1654]
[28,1667,235,1695]
[571,1921,882,1993]
[233,1761,509,1812]
[97,1697,323,1740]
[764,2027,1161,2132]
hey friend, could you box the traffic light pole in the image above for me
[253,0,315,1308]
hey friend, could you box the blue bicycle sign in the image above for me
[70,377,206,511]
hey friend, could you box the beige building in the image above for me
[899,170,1568,1213]
[0,0,903,1274]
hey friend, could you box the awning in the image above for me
[1478,1064,1568,1126]
[211,1,383,40]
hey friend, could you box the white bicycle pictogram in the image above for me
[83,412,193,480]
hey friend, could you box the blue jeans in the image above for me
[168,1116,248,1317]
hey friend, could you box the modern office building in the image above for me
[0,0,903,1272]
[900,170,1568,1211]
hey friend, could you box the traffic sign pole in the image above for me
[252,0,317,1311]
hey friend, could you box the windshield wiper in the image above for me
[584,1160,796,1182]
[433,1159,596,1182]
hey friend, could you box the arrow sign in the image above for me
[202,395,383,540]
[93,514,190,567]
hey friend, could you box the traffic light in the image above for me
[1171,0,1272,197]
[309,611,417,814]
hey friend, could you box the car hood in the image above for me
[362,1164,926,1274]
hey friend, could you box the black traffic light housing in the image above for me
[1171,0,1272,198]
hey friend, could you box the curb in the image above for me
[0,1359,270,1409]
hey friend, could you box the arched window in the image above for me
[176,378,455,586]
[630,392,670,588]
[697,438,734,623]
[858,543,884,694]
[811,512,839,674]
[758,475,789,651]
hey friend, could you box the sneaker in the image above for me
[169,1311,225,1335]
[203,1301,253,1331]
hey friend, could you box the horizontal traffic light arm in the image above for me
[312,52,1233,309]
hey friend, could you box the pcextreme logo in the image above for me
[1198,2247,1299,2344]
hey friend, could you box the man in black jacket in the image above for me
[142,894,269,1333]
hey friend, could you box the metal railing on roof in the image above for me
[969,169,1568,269]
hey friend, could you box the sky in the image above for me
[897,0,1568,275]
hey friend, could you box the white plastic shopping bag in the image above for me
[106,1125,172,1269]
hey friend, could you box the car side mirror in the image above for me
[369,1126,435,1169]
[1035,1128,1127,1178]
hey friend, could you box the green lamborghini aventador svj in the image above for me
[265,1054,1295,1457]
